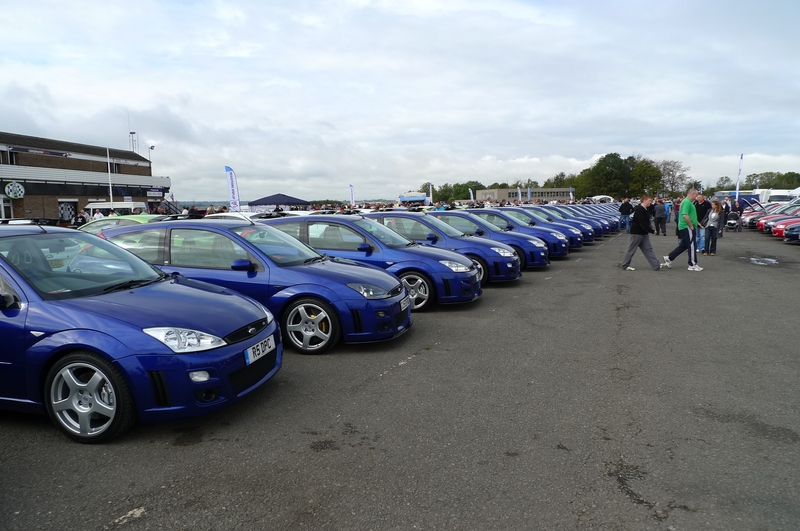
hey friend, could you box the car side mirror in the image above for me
[0,293,22,310]
[231,259,256,272]
[426,233,438,242]
[505,225,514,231]
[356,243,372,253]
[474,228,484,236]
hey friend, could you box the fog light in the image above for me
[376,310,387,318]
[189,371,210,382]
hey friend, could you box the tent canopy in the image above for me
[398,192,427,202]
[249,193,310,206]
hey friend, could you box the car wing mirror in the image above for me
[505,224,514,231]
[426,233,438,242]
[356,243,373,253]
[231,258,256,272]
[474,228,484,236]
[0,293,22,310]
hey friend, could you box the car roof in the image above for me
[0,224,78,237]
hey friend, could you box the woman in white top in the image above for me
[703,199,722,256]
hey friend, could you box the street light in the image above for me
[148,145,155,161]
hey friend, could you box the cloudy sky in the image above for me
[2,0,798,202]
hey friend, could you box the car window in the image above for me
[434,215,478,235]
[271,221,303,240]
[234,225,319,266]
[170,229,247,269]
[107,229,165,264]
[473,212,509,229]
[309,222,365,251]
[352,218,410,248]
[504,210,534,224]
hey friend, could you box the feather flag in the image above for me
[734,154,743,202]
[225,166,241,212]
[349,184,355,207]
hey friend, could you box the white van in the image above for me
[83,202,147,216]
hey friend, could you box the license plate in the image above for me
[48,259,64,268]
[244,335,275,365]
[400,296,410,311]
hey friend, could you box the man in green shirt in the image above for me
[664,188,703,271]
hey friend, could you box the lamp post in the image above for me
[148,145,155,162]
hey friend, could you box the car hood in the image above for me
[391,243,473,265]
[289,257,403,289]
[56,276,268,335]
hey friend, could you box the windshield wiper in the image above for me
[303,254,327,264]
[102,278,161,293]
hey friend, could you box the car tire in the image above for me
[399,271,434,311]
[44,351,138,444]
[282,298,340,354]
[511,246,526,268]
[469,255,488,285]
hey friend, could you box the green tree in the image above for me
[715,176,733,189]
[487,182,510,189]
[453,180,486,200]
[585,153,630,197]
[629,158,663,196]
[657,160,691,195]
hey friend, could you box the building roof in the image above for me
[0,131,149,163]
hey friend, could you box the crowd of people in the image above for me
[619,192,746,272]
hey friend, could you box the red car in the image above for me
[755,206,800,232]
[772,217,800,238]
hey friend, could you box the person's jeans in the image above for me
[705,225,718,254]
[620,214,631,233]
[654,216,666,235]
[696,224,706,251]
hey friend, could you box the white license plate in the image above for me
[48,259,64,268]
[244,335,276,365]
[400,296,410,311]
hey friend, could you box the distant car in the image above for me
[363,211,521,285]
[783,223,800,243]
[79,214,167,235]
[426,210,550,268]
[102,219,411,354]
[771,217,800,238]
[497,206,595,244]
[260,214,482,311]
[466,208,574,255]
[0,225,281,443]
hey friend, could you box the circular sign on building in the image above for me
[4,181,25,199]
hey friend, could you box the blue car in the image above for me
[426,210,550,268]
[0,226,282,443]
[102,219,412,355]
[260,215,481,311]
[466,208,575,255]
[498,206,595,244]
[540,205,614,234]
[363,211,521,285]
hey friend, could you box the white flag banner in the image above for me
[349,184,355,207]
[225,166,241,212]
[734,154,743,201]
[428,183,433,205]
[469,188,474,201]
[517,187,522,201]
[569,186,574,201]
[527,187,531,201]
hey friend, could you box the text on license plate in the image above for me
[400,296,410,311]
[244,335,276,365]
[48,259,64,268]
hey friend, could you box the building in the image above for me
[476,187,573,203]
[0,132,172,223]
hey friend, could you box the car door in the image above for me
[163,228,273,304]
[0,268,29,400]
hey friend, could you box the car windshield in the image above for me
[352,218,412,248]
[543,208,568,220]
[232,225,321,266]
[419,214,465,237]
[518,208,550,222]
[0,232,163,301]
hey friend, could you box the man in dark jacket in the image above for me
[653,199,667,235]
[620,195,668,271]
[618,198,634,233]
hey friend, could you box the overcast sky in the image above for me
[2,0,798,202]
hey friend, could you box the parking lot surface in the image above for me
[1,229,798,530]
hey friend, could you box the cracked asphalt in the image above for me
[1,228,798,530]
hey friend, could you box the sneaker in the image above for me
[688,265,704,271]
[624,266,635,271]
[659,263,667,269]
[662,256,672,268]
[702,252,707,256]
[710,253,715,256]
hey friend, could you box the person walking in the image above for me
[719,197,731,238]
[703,199,723,256]
[653,199,667,236]
[664,188,702,271]
[618,198,633,233]
[665,199,672,223]
[621,195,668,271]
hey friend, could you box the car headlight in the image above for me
[569,228,580,234]
[551,232,568,240]
[347,283,390,299]
[529,239,547,248]
[440,260,471,272]
[144,327,226,353]
[490,247,515,257]
[581,224,592,230]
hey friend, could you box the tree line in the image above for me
[416,153,799,203]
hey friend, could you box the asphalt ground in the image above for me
[1,227,798,531]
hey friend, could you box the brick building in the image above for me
[0,132,172,223]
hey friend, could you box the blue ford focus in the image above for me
[0,225,282,443]
[465,208,575,255]
[363,211,521,285]
[427,210,550,269]
[261,214,481,311]
[102,219,412,355]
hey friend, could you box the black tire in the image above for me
[44,351,138,443]
[282,297,340,354]
[511,246,527,268]
[468,255,489,285]
[399,271,435,311]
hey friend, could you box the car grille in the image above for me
[224,318,269,345]
[229,348,279,394]
[442,278,452,296]
[394,309,407,328]
[351,309,363,333]
[147,371,171,407]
